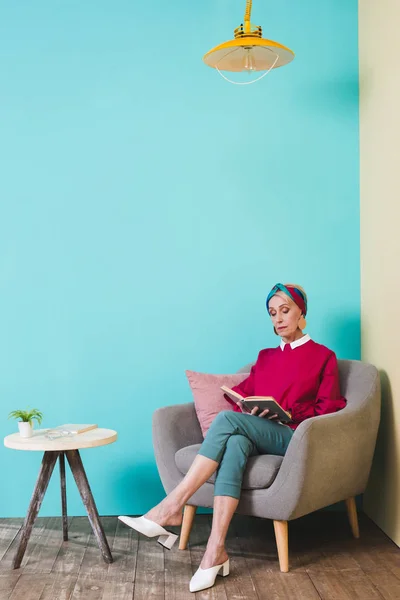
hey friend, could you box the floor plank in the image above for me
[365,571,400,600]
[164,527,192,600]
[107,518,139,583]
[296,512,398,577]
[0,518,49,573]
[77,517,117,581]
[8,574,49,600]
[24,517,72,574]
[52,517,93,576]
[234,516,320,599]
[0,521,23,563]
[70,577,105,600]
[0,574,20,600]
[30,574,77,600]
[308,570,383,600]
[102,580,135,600]
[133,530,164,600]
[253,572,321,600]
[350,540,400,579]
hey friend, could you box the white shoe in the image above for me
[118,515,178,550]
[189,559,230,592]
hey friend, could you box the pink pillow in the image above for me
[185,370,250,437]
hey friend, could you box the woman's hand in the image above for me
[257,408,279,419]
[237,400,278,419]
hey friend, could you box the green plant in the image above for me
[8,408,43,426]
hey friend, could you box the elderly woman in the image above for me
[119,283,346,592]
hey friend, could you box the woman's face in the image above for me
[268,293,302,339]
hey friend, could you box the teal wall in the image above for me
[0,1,359,517]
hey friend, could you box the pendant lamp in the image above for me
[203,0,294,85]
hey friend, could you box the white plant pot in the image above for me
[18,421,33,438]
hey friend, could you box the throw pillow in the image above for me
[185,370,249,437]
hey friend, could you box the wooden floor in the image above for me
[0,512,399,599]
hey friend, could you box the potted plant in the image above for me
[8,408,43,438]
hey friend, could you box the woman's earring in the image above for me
[298,315,307,331]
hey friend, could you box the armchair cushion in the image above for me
[175,443,283,490]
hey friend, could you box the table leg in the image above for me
[59,453,68,541]
[65,449,113,564]
[13,451,60,569]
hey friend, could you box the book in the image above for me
[54,424,98,435]
[221,386,293,424]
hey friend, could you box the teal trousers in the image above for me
[198,410,294,499]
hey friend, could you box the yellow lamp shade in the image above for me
[203,37,294,72]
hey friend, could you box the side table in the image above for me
[4,427,117,569]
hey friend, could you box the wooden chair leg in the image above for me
[179,505,197,550]
[273,520,289,572]
[345,497,360,539]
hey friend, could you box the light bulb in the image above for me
[242,47,256,72]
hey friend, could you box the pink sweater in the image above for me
[228,337,346,430]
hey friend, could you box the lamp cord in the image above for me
[244,0,252,24]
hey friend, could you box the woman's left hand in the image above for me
[257,408,279,419]
[237,401,278,419]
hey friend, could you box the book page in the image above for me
[220,386,244,405]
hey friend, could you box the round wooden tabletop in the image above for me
[4,428,117,452]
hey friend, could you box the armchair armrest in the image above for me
[257,371,381,520]
[152,402,203,495]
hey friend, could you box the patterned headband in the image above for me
[266,283,307,316]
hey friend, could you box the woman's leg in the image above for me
[201,496,238,568]
[146,454,218,526]
[201,433,254,568]
[200,411,294,461]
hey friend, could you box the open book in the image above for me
[221,386,293,424]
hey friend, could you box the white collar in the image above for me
[280,334,311,351]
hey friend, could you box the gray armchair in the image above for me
[152,360,381,571]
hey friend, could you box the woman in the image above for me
[119,283,346,592]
